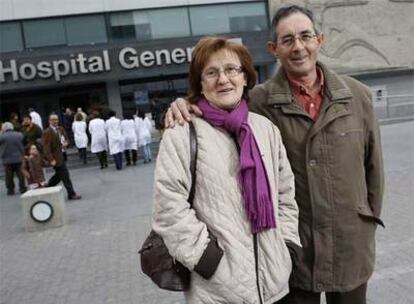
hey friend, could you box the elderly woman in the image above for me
[152,37,301,303]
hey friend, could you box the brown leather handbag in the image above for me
[139,121,197,291]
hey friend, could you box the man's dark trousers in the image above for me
[47,163,76,197]
[4,163,26,193]
[276,283,367,304]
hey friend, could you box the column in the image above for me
[106,81,123,118]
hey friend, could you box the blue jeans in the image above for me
[143,144,152,162]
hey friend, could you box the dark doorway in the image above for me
[59,93,90,114]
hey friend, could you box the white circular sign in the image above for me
[31,201,53,223]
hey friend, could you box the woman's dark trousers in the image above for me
[113,152,123,170]
[78,148,87,164]
[96,151,108,169]
[124,150,137,165]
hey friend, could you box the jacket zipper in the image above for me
[253,233,264,304]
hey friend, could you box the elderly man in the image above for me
[42,114,81,200]
[166,5,384,304]
[0,122,26,195]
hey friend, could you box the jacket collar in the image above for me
[267,61,353,105]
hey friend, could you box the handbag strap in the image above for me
[188,121,197,207]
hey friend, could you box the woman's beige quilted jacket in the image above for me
[152,113,301,303]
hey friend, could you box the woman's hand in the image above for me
[164,98,203,128]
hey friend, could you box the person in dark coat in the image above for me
[62,108,75,147]
[42,114,81,200]
[9,112,22,132]
[22,113,43,149]
[0,122,26,195]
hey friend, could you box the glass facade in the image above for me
[190,2,267,35]
[147,8,190,39]
[65,15,107,46]
[228,2,267,32]
[190,6,230,35]
[0,22,23,52]
[0,1,268,52]
[109,12,135,40]
[23,18,66,48]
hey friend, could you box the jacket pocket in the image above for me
[356,204,385,228]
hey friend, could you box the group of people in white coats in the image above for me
[85,108,153,170]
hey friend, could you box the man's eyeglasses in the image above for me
[202,66,244,81]
[278,33,318,48]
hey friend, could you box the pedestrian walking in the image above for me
[72,112,88,164]
[135,109,152,163]
[152,37,300,303]
[0,122,26,195]
[121,113,137,166]
[105,110,124,170]
[42,114,81,200]
[88,111,108,169]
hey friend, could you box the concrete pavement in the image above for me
[1,121,413,304]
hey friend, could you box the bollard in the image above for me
[20,186,66,232]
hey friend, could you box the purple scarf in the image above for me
[198,98,276,233]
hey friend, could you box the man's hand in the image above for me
[164,98,202,128]
[50,159,57,167]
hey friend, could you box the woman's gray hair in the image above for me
[1,122,14,132]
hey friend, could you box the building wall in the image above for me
[269,0,414,74]
[0,0,255,20]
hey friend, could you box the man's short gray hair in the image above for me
[1,122,14,132]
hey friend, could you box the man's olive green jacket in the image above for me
[249,62,384,292]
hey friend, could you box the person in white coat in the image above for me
[72,112,89,164]
[28,107,43,130]
[135,108,152,163]
[105,109,124,170]
[121,113,138,166]
[88,111,108,169]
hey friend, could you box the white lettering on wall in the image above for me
[119,48,139,69]
[0,43,210,84]
[0,60,19,82]
[19,63,37,80]
[140,51,155,67]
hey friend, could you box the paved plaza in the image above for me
[0,121,413,304]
